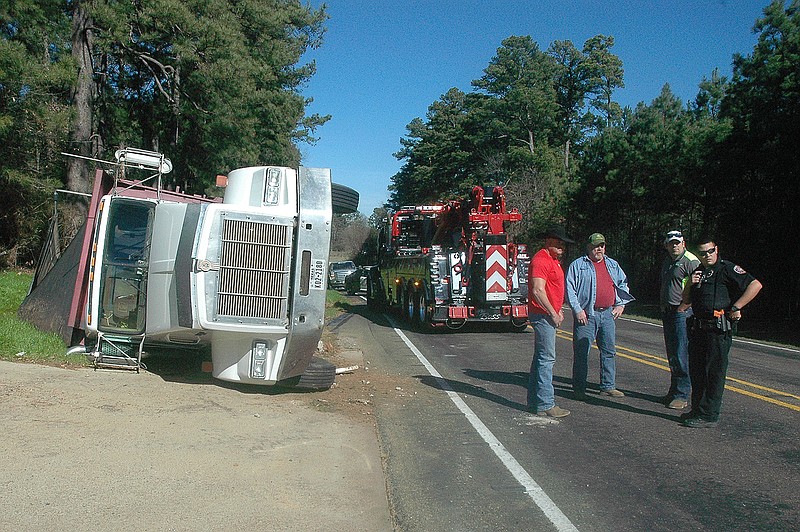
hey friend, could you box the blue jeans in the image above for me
[528,314,557,411]
[572,307,617,392]
[662,307,692,400]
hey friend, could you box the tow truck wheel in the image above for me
[393,285,402,313]
[404,289,414,322]
[368,278,387,310]
[366,278,378,309]
[415,291,429,325]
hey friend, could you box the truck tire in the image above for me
[278,356,336,390]
[393,284,403,314]
[404,289,414,322]
[331,182,359,214]
[366,278,376,308]
[366,277,385,310]
[415,290,430,326]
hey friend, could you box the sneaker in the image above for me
[679,410,699,420]
[667,398,688,410]
[537,405,571,418]
[682,417,718,428]
[599,388,625,398]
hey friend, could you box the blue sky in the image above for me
[299,0,772,215]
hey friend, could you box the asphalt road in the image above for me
[335,296,800,532]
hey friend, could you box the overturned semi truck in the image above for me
[19,148,358,389]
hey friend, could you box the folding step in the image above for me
[87,333,145,373]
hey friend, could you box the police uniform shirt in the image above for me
[689,259,756,319]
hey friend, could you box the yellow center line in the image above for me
[555,329,800,412]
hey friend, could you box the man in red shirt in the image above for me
[527,225,574,418]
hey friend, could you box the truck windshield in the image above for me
[395,216,437,249]
[98,199,154,334]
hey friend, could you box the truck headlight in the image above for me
[264,167,281,205]
[251,341,268,379]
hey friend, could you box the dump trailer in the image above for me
[20,148,358,389]
[366,185,529,330]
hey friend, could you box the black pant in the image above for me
[688,327,732,421]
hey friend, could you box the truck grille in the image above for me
[217,218,291,320]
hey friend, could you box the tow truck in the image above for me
[366,185,530,330]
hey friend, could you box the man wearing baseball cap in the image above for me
[566,232,634,400]
[660,230,699,410]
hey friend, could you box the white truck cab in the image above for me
[77,150,355,388]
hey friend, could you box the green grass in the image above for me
[325,289,353,321]
[1,275,350,366]
[0,270,84,365]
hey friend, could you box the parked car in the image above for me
[344,266,371,295]
[328,260,357,289]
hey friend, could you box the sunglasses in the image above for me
[698,247,717,256]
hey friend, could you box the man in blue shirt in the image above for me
[566,233,635,400]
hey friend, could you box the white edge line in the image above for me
[386,315,579,532]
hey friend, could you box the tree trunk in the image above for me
[66,3,93,195]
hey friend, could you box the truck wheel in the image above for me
[368,275,387,310]
[415,291,430,325]
[331,182,359,214]
[280,356,336,390]
[404,289,414,322]
[394,285,403,314]
[366,278,376,309]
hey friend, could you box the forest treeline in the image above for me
[387,0,799,314]
[1,0,328,264]
[1,1,798,315]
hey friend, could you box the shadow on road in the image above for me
[134,348,328,396]
[413,370,681,422]
[338,294,683,422]
[330,296,531,335]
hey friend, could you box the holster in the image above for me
[690,313,733,333]
[715,313,732,332]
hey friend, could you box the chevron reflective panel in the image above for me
[485,234,508,301]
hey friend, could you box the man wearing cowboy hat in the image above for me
[527,225,574,418]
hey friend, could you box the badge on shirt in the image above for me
[734,265,746,274]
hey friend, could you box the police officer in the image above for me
[676,237,762,428]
